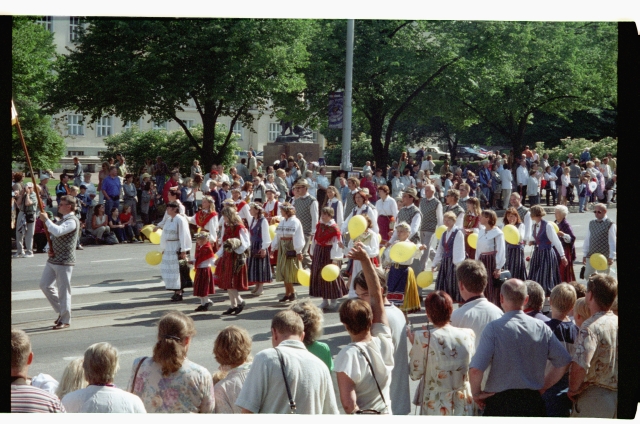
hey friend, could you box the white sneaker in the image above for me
[319,299,329,309]
[23,252,34,258]
[12,253,25,258]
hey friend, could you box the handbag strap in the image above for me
[130,356,147,393]
[275,348,296,413]
[353,344,388,411]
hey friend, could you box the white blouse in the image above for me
[326,198,344,228]
[160,214,192,253]
[263,199,282,220]
[347,229,380,258]
[216,221,251,257]
[544,172,558,190]
[235,200,252,223]
[157,200,185,228]
[432,226,466,268]
[531,221,565,257]
[271,216,306,253]
[311,219,343,260]
[342,204,379,234]
[375,197,399,218]
[186,211,219,244]
[474,227,506,269]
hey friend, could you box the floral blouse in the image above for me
[409,325,476,416]
[127,357,214,413]
[572,311,618,392]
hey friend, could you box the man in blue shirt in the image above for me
[478,160,493,209]
[470,278,572,416]
[101,166,122,214]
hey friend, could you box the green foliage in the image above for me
[323,133,407,167]
[102,124,238,176]
[12,17,65,170]
[535,137,617,164]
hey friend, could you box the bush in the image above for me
[535,137,617,164]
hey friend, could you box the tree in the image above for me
[12,17,66,171]
[447,22,617,153]
[46,18,317,168]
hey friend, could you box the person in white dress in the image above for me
[346,215,380,298]
[390,170,405,200]
[475,210,506,307]
[213,326,252,414]
[156,201,191,302]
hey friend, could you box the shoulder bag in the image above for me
[353,344,388,414]
[130,356,147,393]
[275,348,296,414]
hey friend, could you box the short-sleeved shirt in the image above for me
[101,176,121,198]
[62,385,146,413]
[214,363,251,414]
[470,310,572,393]
[11,384,66,413]
[307,340,334,371]
[451,296,504,350]
[572,311,618,391]
[334,323,394,414]
[235,340,338,414]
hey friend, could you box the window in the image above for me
[69,17,81,41]
[232,121,243,139]
[153,121,168,130]
[96,116,112,137]
[35,16,53,32]
[68,151,84,156]
[124,119,141,130]
[268,123,282,141]
[182,119,194,129]
[67,114,84,136]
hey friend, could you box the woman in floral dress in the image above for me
[409,291,476,416]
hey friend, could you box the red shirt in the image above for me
[162,178,179,203]
[120,212,132,224]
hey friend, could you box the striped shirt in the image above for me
[11,384,66,413]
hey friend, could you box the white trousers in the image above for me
[39,262,74,324]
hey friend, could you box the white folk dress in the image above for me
[159,214,191,290]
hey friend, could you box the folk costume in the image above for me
[234,199,252,227]
[326,197,344,228]
[247,216,272,285]
[342,203,379,235]
[310,220,347,300]
[528,220,564,296]
[417,195,443,272]
[375,196,398,244]
[503,222,528,280]
[193,239,215,298]
[346,229,380,298]
[271,216,305,284]
[444,203,465,229]
[432,226,466,303]
[187,208,219,247]
[215,222,250,291]
[475,227,506,307]
[462,212,480,259]
[263,198,281,267]
[159,213,192,291]
[291,192,319,270]
[556,218,576,283]
[383,241,422,313]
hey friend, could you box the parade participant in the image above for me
[408,291,476,416]
[214,206,250,315]
[444,188,465,228]
[342,188,379,238]
[509,192,533,242]
[156,201,191,302]
[582,204,616,278]
[346,215,380,298]
[389,187,422,244]
[554,205,576,283]
[416,184,443,271]
[309,207,347,310]
[186,195,218,246]
[316,167,330,207]
[342,177,360,216]
[528,205,567,295]
[291,178,319,270]
[247,202,272,296]
[432,212,466,303]
[38,195,80,330]
[263,173,278,197]
[263,188,281,274]
[360,172,378,203]
[375,185,397,246]
[502,207,528,280]
[457,183,471,209]
[188,231,216,312]
[241,181,253,203]
[230,187,251,226]
[323,185,344,228]
[475,210,506,307]
[383,222,422,312]
[271,202,305,302]
[275,168,288,202]
[463,197,482,259]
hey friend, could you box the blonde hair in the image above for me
[221,206,242,226]
[56,358,87,399]
[213,326,252,367]
[550,283,577,314]
[395,222,411,233]
[271,310,304,337]
[573,297,591,322]
[11,329,31,370]
[83,342,119,384]
[201,195,215,210]
[289,300,325,346]
[153,311,196,376]
[324,186,342,206]
[443,211,457,223]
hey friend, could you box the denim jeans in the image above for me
[578,196,587,212]
[105,197,120,216]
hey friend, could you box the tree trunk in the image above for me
[201,100,217,169]
[369,115,389,170]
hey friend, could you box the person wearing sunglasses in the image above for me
[582,204,616,278]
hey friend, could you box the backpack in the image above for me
[103,232,119,245]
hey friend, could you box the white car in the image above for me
[421,146,450,161]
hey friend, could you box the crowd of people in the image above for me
[11,145,618,416]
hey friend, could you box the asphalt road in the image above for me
[11,208,615,410]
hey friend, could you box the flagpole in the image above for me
[13,102,54,253]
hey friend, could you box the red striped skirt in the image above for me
[193,267,215,297]
[378,216,392,242]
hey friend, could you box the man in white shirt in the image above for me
[389,188,422,244]
[499,164,513,207]
[236,310,339,414]
[516,159,530,202]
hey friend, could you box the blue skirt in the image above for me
[529,247,561,296]
[505,243,528,281]
[435,256,461,303]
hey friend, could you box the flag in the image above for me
[328,91,344,129]
[11,100,18,126]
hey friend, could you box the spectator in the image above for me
[11,329,65,412]
[128,311,214,413]
[190,159,202,179]
[409,291,476,415]
[97,162,109,204]
[34,211,54,253]
[122,173,138,223]
[72,157,84,188]
[14,181,38,258]
[39,173,53,209]
[76,185,90,224]
[573,297,592,328]
[479,160,493,207]
[90,204,111,241]
[289,299,334,371]
[579,148,591,167]
[213,326,253,414]
[101,166,121,215]
[526,169,540,206]
[154,156,169,197]
[139,181,153,225]
[120,205,142,242]
[499,164,513,206]
[524,280,551,322]
[62,342,146,413]
[236,310,339,414]
[107,207,126,243]
[56,173,71,207]
[516,159,529,203]
[56,358,87,400]
[469,279,572,416]
[181,177,195,216]
[162,171,180,204]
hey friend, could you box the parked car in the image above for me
[424,146,450,161]
[456,146,487,161]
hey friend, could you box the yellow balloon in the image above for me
[297,268,311,287]
[503,224,521,245]
[189,268,196,281]
[549,222,559,233]
[467,233,478,249]
[269,224,277,240]
[590,253,608,271]
[416,271,434,288]
[145,250,162,266]
[348,215,367,239]
[435,225,447,240]
[149,229,162,245]
[389,241,417,263]
[140,225,154,239]
[321,264,341,282]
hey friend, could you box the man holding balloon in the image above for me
[582,204,616,278]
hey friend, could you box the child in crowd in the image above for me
[76,185,90,223]
[577,176,589,213]
[120,204,142,242]
[573,297,592,328]
[544,166,557,206]
[181,177,195,216]
[108,206,126,243]
[189,231,216,312]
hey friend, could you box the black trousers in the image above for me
[546,188,557,206]
[483,389,546,417]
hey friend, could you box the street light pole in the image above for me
[341,19,354,172]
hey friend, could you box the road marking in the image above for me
[91,258,134,263]
[11,281,164,302]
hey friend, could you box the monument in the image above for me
[265,120,322,166]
